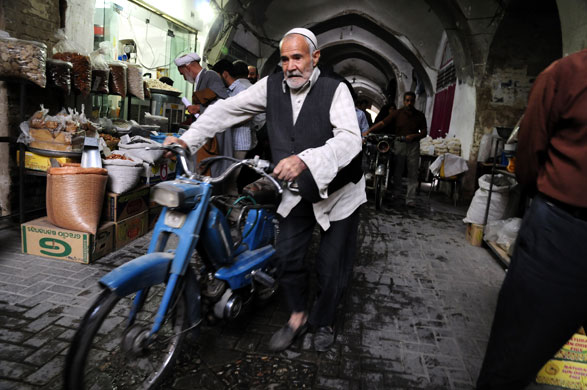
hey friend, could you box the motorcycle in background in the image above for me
[363,133,395,209]
[64,145,282,390]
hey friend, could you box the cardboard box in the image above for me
[148,206,163,231]
[17,150,79,172]
[466,223,484,246]
[555,333,587,362]
[21,217,114,264]
[103,185,150,222]
[140,158,177,184]
[536,359,587,389]
[115,211,148,249]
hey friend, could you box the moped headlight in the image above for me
[151,186,182,208]
[377,140,390,154]
[151,182,196,208]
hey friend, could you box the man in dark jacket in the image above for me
[477,49,587,390]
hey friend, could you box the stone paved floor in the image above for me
[0,191,564,389]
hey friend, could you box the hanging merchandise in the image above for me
[90,42,111,94]
[127,63,145,100]
[46,58,73,95]
[52,29,92,96]
[108,61,128,98]
[0,30,47,87]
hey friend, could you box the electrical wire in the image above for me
[126,7,194,70]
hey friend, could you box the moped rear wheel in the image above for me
[64,283,187,390]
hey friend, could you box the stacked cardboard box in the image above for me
[466,223,484,246]
[17,150,79,172]
[536,333,587,389]
[21,218,114,264]
[140,158,177,185]
[103,185,149,249]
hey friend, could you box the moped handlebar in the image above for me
[146,145,283,194]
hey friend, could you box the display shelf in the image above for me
[496,169,516,178]
[27,147,82,157]
[484,239,511,268]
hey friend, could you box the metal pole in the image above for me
[19,82,26,224]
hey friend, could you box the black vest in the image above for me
[266,72,363,202]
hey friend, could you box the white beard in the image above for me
[285,67,312,90]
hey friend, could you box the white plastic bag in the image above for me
[463,174,516,224]
[477,134,492,163]
[102,152,143,194]
[118,135,163,164]
[484,217,522,255]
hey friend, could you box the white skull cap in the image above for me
[174,52,201,67]
[284,28,318,50]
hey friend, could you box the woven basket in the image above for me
[46,165,108,234]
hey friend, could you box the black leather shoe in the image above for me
[314,326,335,352]
[268,322,308,351]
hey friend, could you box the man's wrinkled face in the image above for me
[280,35,319,90]
[403,95,415,110]
[178,65,195,84]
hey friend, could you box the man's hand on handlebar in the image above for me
[163,136,189,159]
[186,105,200,115]
[273,155,307,182]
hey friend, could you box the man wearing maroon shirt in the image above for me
[366,92,427,206]
[477,49,587,389]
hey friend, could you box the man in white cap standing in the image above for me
[165,28,365,352]
[174,52,230,175]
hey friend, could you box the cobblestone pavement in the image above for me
[0,193,562,389]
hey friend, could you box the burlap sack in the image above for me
[46,165,108,234]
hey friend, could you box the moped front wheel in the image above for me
[64,283,187,390]
[374,175,384,210]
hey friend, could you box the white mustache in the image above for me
[286,70,303,77]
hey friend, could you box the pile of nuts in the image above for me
[145,78,181,93]
[0,37,47,87]
[104,153,132,160]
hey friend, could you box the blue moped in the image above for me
[64,145,282,390]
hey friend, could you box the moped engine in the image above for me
[213,289,242,320]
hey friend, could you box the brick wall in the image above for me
[0,0,61,218]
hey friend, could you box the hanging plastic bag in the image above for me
[108,61,128,98]
[127,63,144,100]
[90,42,110,94]
[52,29,92,96]
[46,58,72,94]
[0,30,47,87]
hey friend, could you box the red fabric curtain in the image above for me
[429,84,456,139]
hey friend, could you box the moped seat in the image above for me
[242,177,280,205]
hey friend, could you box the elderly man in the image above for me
[165,28,365,352]
[174,52,229,176]
[174,52,227,115]
[248,65,259,84]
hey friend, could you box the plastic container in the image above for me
[149,133,180,143]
